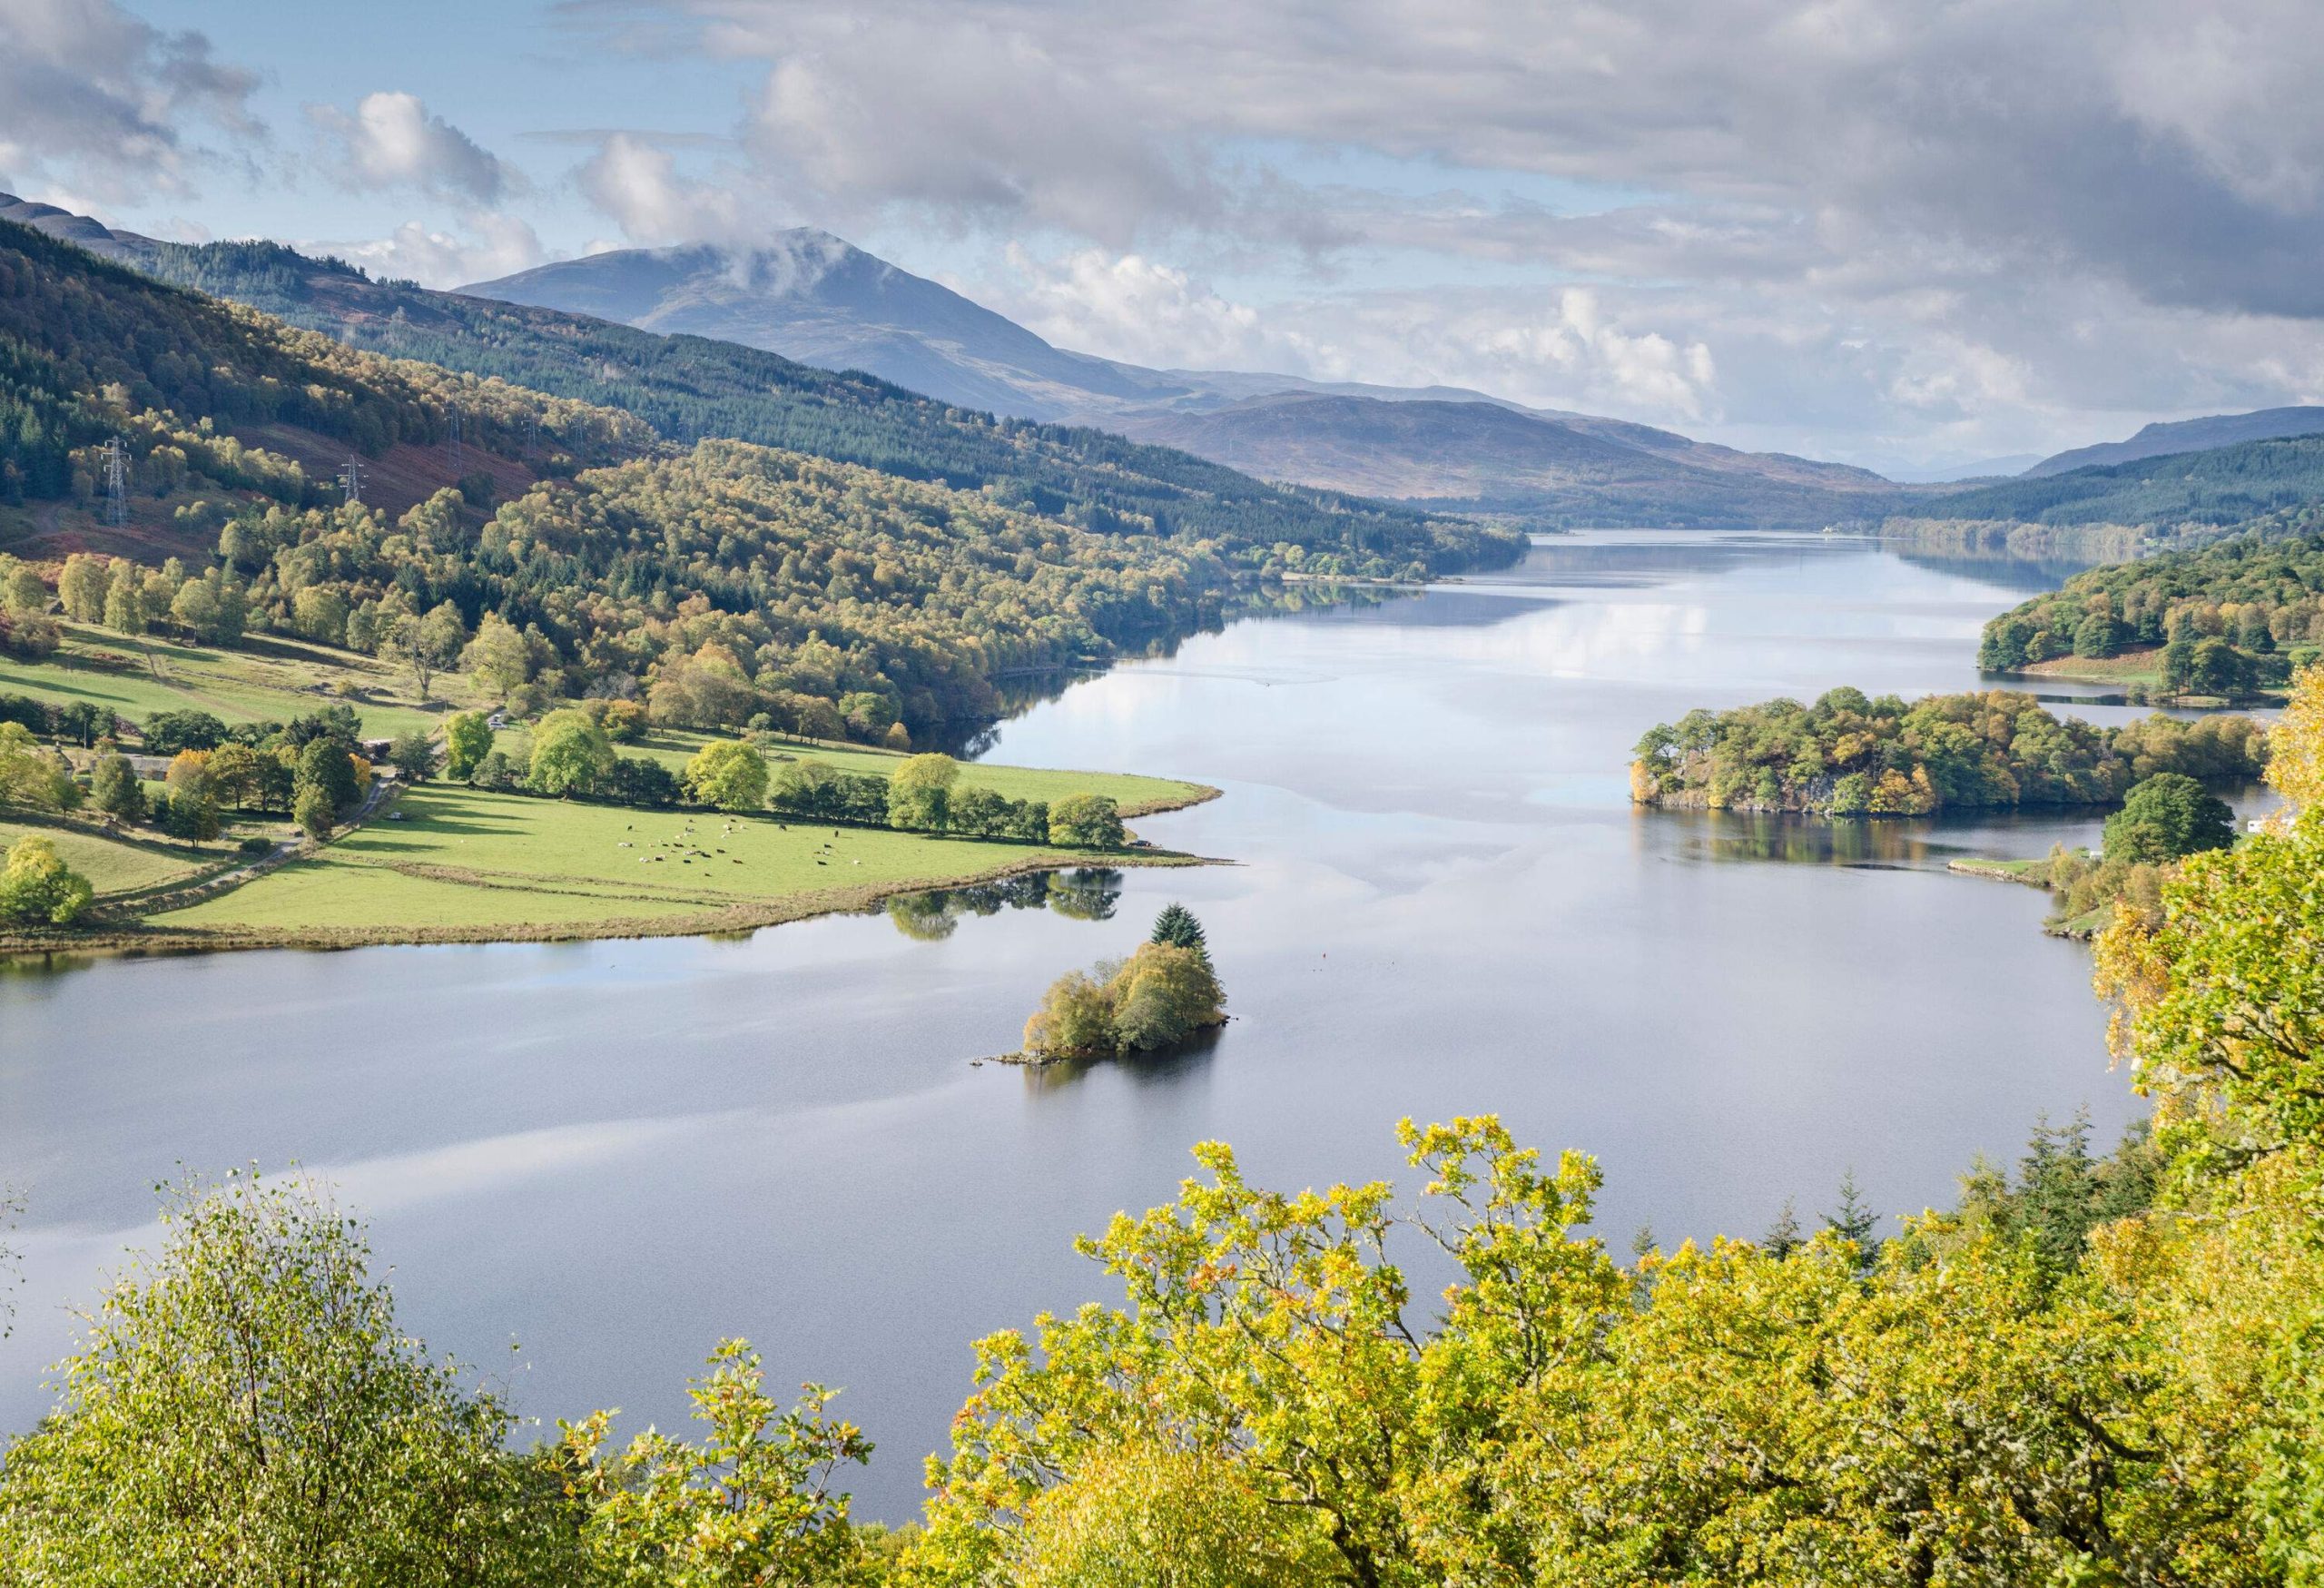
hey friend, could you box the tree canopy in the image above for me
[1632,687,2268,815]
[2103,772,2239,863]
[1979,515,2324,688]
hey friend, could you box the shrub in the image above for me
[605,755,682,808]
[0,607,62,658]
[526,708,614,798]
[467,748,521,792]
[1022,971,1119,1060]
[1108,943,1226,1052]
[387,729,439,783]
[888,753,959,831]
[90,754,145,822]
[0,833,94,925]
[143,709,228,755]
[442,711,493,780]
[295,785,335,841]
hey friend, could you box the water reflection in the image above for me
[1653,807,2118,868]
[1658,809,1989,868]
[881,868,1124,941]
[1019,1025,1224,1094]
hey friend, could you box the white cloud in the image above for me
[575,133,747,246]
[0,0,261,201]
[322,211,547,290]
[990,247,1310,372]
[310,92,518,203]
[548,0,2324,467]
[1480,291,1719,421]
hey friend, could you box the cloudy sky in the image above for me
[8,0,2324,476]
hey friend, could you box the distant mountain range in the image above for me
[36,187,2324,537]
[465,235,1904,529]
[2024,407,2324,478]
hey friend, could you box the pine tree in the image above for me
[1762,1197,1803,1258]
[1823,1169,1881,1271]
[1150,902,1206,954]
[2016,1110,2099,1279]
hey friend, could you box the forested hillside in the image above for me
[185,439,1239,734]
[1979,513,2324,693]
[0,221,1518,737]
[1915,433,2324,531]
[0,220,643,530]
[127,238,1514,577]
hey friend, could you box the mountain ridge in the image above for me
[461,235,1905,528]
[2024,407,2324,478]
[5,192,1903,529]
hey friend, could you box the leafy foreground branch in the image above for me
[6,684,2324,1585]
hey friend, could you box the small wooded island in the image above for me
[1630,687,2267,815]
[1018,902,1226,1062]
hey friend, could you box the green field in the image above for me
[0,623,479,738]
[3,631,1216,950]
[0,817,225,896]
[494,727,1209,815]
[151,780,1195,942]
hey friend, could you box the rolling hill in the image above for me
[1110,392,1903,528]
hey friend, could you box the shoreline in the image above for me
[0,781,1226,962]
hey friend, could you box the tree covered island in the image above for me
[1630,688,2268,815]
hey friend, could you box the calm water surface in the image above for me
[0,532,2186,1516]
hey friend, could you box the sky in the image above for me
[8,0,2324,477]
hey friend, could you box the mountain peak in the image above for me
[0,191,151,259]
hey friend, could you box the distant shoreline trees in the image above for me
[1632,687,2269,816]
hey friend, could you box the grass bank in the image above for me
[4,773,1217,957]
[0,622,480,737]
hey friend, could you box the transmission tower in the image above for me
[103,437,128,528]
[446,400,463,472]
[338,456,366,507]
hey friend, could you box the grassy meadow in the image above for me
[0,816,229,898]
[1,623,1215,952]
[0,622,480,738]
[611,730,1209,815]
[151,781,1200,945]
